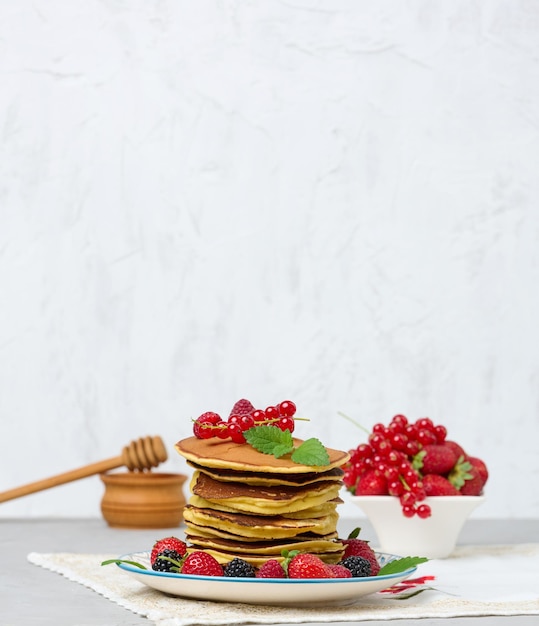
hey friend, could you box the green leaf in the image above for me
[378,556,428,576]
[244,425,294,457]
[101,559,147,570]
[348,527,361,539]
[448,455,473,489]
[291,438,330,466]
[272,442,296,458]
[411,450,426,472]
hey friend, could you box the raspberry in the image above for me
[327,564,352,578]
[288,553,333,579]
[339,556,372,578]
[256,559,287,578]
[223,558,256,578]
[150,536,187,565]
[228,399,255,417]
[181,551,223,576]
[152,549,183,572]
[342,530,380,575]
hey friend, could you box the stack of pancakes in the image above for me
[175,436,350,566]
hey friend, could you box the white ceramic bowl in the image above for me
[350,495,485,559]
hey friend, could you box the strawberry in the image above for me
[228,399,255,417]
[468,456,489,485]
[256,559,287,578]
[422,473,459,496]
[288,553,333,579]
[356,469,388,495]
[181,551,223,576]
[444,440,467,460]
[413,444,457,475]
[327,564,352,578]
[150,536,187,565]
[459,466,485,495]
[342,528,380,575]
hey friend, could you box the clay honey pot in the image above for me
[100,471,187,529]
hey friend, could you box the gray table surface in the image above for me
[2,517,538,626]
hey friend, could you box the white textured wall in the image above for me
[1,1,538,520]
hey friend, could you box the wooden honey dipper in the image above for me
[0,435,168,504]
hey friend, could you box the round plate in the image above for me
[115,551,417,606]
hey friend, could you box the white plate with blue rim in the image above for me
[110,551,418,606]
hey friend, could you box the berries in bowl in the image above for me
[342,413,488,558]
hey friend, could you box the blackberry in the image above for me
[339,555,372,578]
[223,557,256,578]
[152,549,183,572]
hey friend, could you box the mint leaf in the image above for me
[244,425,294,456]
[378,556,428,576]
[291,438,330,466]
[272,443,296,458]
[243,425,330,466]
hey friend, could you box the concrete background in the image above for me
[1,1,538,520]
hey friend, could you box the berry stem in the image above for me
[337,411,370,435]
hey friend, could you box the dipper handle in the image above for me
[0,435,168,504]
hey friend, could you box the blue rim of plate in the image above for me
[116,551,417,585]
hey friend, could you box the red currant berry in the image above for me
[405,440,421,456]
[391,414,408,428]
[402,504,416,518]
[227,414,241,425]
[388,480,405,497]
[369,433,390,453]
[351,443,373,462]
[415,417,434,430]
[416,503,432,519]
[228,423,246,443]
[239,414,255,431]
[385,466,400,482]
[390,432,408,451]
[417,428,437,446]
[196,421,216,439]
[343,470,358,490]
[434,424,447,443]
[400,491,417,506]
[405,424,419,440]
[277,416,295,433]
[372,423,388,436]
[386,450,402,466]
[251,409,266,423]
[403,468,418,483]
[278,400,296,417]
[193,413,222,439]
[264,406,280,420]
[216,424,230,439]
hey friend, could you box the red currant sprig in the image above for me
[191,399,298,443]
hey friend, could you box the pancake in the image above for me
[185,544,344,566]
[186,460,345,486]
[183,505,339,539]
[190,471,342,515]
[186,533,341,555]
[187,494,341,519]
[176,436,350,474]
